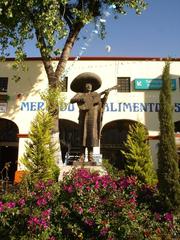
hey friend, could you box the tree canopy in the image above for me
[0,0,147,77]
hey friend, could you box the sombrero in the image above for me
[70,72,102,92]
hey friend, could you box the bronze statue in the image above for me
[70,72,109,163]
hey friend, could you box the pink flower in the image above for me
[73,203,83,214]
[100,197,107,204]
[36,197,47,206]
[64,184,74,193]
[86,186,91,191]
[129,197,137,205]
[48,237,56,240]
[88,207,96,213]
[18,198,26,207]
[74,181,83,189]
[35,181,46,190]
[78,207,83,214]
[40,218,49,229]
[5,202,16,208]
[94,180,99,189]
[130,191,137,198]
[100,227,110,236]
[164,212,173,222]
[44,191,52,200]
[28,215,50,231]
[30,191,36,196]
[28,216,40,226]
[0,201,4,212]
[119,176,137,189]
[111,182,117,190]
[42,209,51,219]
[77,169,91,179]
[46,179,54,186]
[85,218,94,226]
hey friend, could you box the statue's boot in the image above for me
[79,153,84,162]
[88,151,96,165]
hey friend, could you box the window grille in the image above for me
[117,77,130,92]
[0,77,8,92]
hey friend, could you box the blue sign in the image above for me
[20,101,180,112]
[20,101,45,111]
[134,78,176,90]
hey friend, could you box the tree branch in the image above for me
[35,29,56,87]
[55,23,83,82]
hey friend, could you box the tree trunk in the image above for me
[55,24,83,78]
[51,110,63,167]
[40,25,83,167]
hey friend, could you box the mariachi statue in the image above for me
[70,72,117,164]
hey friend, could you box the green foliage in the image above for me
[102,159,125,179]
[0,0,147,61]
[40,86,65,115]
[0,168,179,240]
[121,123,157,185]
[157,61,180,212]
[21,109,60,184]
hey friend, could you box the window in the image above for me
[0,77,8,92]
[61,77,68,92]
[0,95,8,103]
[117,77,130,92]
[0,77,8,103]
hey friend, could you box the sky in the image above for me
[21,0,180,58]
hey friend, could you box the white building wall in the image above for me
[0,57,180,169]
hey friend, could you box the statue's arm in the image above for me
[70,93,84,104]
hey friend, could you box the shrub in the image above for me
[158,61,180,212]
[21,110,60,185]
[121,123,157,185]
[0,168,179,239]
[102,159,125,179]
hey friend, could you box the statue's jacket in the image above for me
[70,91,109,147]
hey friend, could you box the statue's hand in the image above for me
[104,89,110,95]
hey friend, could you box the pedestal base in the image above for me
[73,161,97,167]
[58,165,107,181]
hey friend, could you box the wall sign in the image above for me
[20,101,45,111]
[20,101,180,113]
[134,79,176,90]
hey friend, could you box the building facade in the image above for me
[0,57,180,182]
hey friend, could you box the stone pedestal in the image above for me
[73,161,97,167]
[58,165,107,181]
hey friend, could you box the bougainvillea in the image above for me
[0,168,179,240]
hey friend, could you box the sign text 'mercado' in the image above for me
[20,101,180,112]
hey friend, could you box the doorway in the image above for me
[100,120,146,170]
[0,118,19,183]
[59,119,80,164]
[0,146,18,182]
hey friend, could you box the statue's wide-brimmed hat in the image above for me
[70,72,102,92]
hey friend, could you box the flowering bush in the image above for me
[0,168,179,239]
